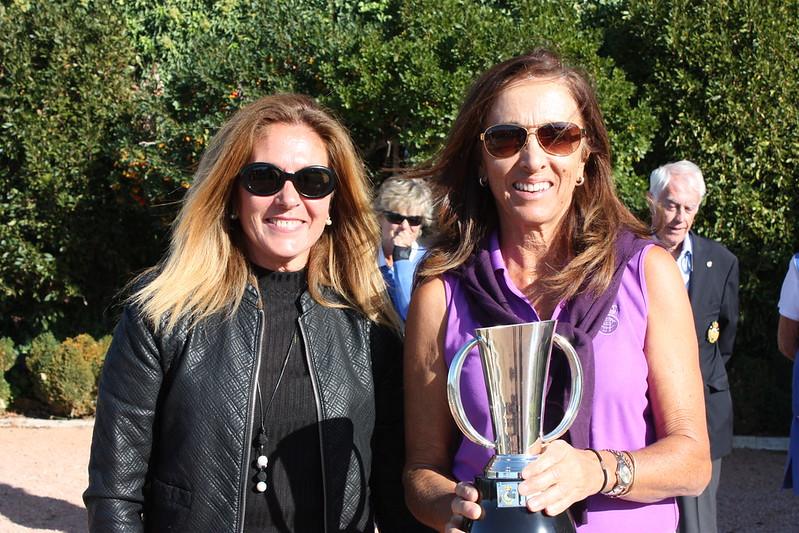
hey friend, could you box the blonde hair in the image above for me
[131,94,399,332]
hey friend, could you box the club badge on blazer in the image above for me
[707,321,720,343]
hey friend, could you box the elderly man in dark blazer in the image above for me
[648,160,739,533]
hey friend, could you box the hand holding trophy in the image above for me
[447,320,583,532]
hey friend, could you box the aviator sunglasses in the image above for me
[238,162,337,199]
[382,210,423,227]
[480,122,586,158]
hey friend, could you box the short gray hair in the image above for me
[649,160,706,201]
[374,177,434,230]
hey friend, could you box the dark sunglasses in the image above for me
[382,210,423,227]
[480,122,586,158]
[238,162,337,199]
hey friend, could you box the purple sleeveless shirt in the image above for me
[442,233,677,532]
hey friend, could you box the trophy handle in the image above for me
[541,334,583,443]
[447,337,496,449]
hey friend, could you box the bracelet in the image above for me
[623,450,637,493]
[586,448,609,494]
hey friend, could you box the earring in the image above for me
[478,175,488,187]
[575,175,585,186]
[229,212,239,220]
[325,216,332,226]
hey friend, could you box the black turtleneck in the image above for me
[243,268,323,532]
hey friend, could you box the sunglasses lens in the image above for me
[294,167,335,198]
[484,124,527,158]
[384,212,404,224]
[243,164,283,196]
[384,211,423,227]
[537,122,583,156]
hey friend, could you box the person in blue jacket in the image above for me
[375,177,434,320]
[779,252,799,493]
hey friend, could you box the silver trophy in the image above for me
[447,320,583,532]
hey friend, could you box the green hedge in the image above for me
[1,0,797,433]
[594,0,799,435]
[0,337,17,412]
[25,332,110,418]
[0,0,166,342]
[1,0,655,339]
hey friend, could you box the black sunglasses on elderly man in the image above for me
[238,162,337,199]
[480,122,586,158]
[382,211,423,227]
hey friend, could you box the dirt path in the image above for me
[1,418,798,532]
[0,422,92,533]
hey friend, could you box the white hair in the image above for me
[374,177,435,230]
[649,160,707,201]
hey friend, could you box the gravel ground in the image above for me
[0,419,93,533]
[0,417,797,532]
[717,448,798,532]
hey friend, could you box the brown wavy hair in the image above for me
[132,93,399,332]
[411,48,649,301]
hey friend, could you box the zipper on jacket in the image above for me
[237,306,266,533]
[299,317,329,533]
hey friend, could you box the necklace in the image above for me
[253,330,298,493]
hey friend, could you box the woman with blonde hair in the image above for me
[374,177,434,320]
[402,49,710,532]
[84,93,427,532]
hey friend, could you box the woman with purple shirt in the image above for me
[402,49,710,532]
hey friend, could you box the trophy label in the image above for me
[496,481,526,508]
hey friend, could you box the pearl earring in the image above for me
[325,216,332,226]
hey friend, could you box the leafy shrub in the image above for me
[61,334,112,386]
[117,0,655,195]
[0,0,162,342]
[0,337,17,412]
[593,0,799,435]
[1,0,656,344]
[25,332,110,417]
[730,354,792,436]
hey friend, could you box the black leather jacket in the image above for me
[84,284,426,532]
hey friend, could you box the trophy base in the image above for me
[463,476,576,533]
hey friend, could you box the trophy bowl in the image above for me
[447,320,583,533]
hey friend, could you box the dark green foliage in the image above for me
[112,0,654,199]
[0,0,654,351]
[2,0,795,432]
[592,0,799,434]
[0,0,166,342]
[730,354,793,436]
[25,332,110,417]
[0,337,17,412]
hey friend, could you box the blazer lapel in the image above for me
[688,232,706,310]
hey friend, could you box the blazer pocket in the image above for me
[144,478,193,531]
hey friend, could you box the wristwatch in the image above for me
[605,449,634,497]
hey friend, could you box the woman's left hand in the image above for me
[518,440,603,516]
